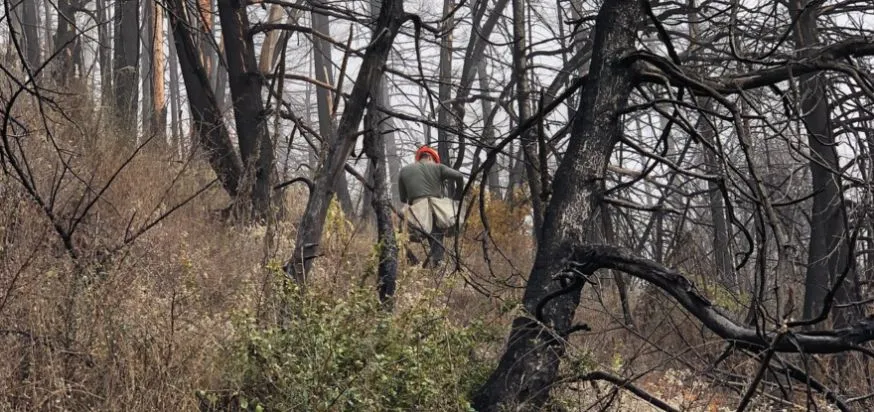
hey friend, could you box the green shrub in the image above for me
[219,282,493,411]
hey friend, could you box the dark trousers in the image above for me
[427,231,445,267]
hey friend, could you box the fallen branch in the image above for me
[568,245,874,354]
[570,371,679,412]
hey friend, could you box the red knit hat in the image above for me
[415,146,440,163]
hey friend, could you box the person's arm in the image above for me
[440,165,465,198]
[398,174,408,204]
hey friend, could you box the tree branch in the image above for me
[569,245,874,353]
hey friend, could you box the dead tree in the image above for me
[217,0,276,219]
[286,0,407,279]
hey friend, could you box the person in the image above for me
[398,145,464,267]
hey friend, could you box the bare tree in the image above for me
[364,84,398,306]
[114,0,140,133]
[436,0,455,171]
[794,0,857,327]
[511,0,544,235]
[470,0,874,407]
[167,0,242,197]
[285,0,407,279]
[217,0,276,218]
[150,4,167,143]
[167,16,183,156]
[54,0,79,83]
[473,0,645,406]
[97,0,113,106]
[309,0,356,215]
[17,0,40,71]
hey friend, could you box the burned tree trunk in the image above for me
[97,0,113,108]
[472,0,644,408]
[695,98,734,288]
[217,0,275,219]
[794,0,857,327]
[114,0,140,133]
[310,0,356,215]
[286,0,405,279]
[167,0,243,197]
[364,100,398,306]
[54,0,77,84]
[512,0,544,236]
[168,19,183,156]
[20,0,40,71]
[436,0,455,170]
[477,60,502,197]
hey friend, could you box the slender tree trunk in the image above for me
[97,0,113,107]
[286,0,405,279]
[168,19,183,156]
[213,36,229,114]
[437,0,454,171]
[364,101,398,306]
[362,0,400,266]
[310,1,355,214]
[694,98,734,288]
[385,125,401,204]
[602,201,634,326]
[362,45,399,218]
[305,66,317,167]
[512,0,544,236]
[685,0,733,289]
[217,0,276,219]
[362,161,375,222]
[8,1,25,66]
[43,0,53,54]
[114,0,140,134]
[450,0,510,175]
[477,60,502,196]
[167,0,243,198]
[369,65,397,212]
[19,0,40,71]
[258,4,286,75]
[364,0,399,296]
[795,0,856,327]
[54,0,76,84]
[142,0,154,137]
[197,0,214,79]
[506,142,526,201]
[473,0,644,408]
[151,6,167,143]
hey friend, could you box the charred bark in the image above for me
[114,0,140,133]
[167,0,243,197]
[286,0,405,279]
[794,0,858,327]
[477,60,502,196]
[364,100,398,306]
[218,0,275,219]
[54,0,77,84]
[168,19,183,156]
[19,0,40,71]
[437,0,457,184]
[310,0,355,215]
[512,0,544,236]
[97,0,113,106]
[472,0,644,408]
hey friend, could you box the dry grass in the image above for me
[0,92,860,411]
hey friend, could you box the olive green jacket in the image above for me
[397,162,464,204]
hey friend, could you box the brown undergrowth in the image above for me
[0,96,856,411]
